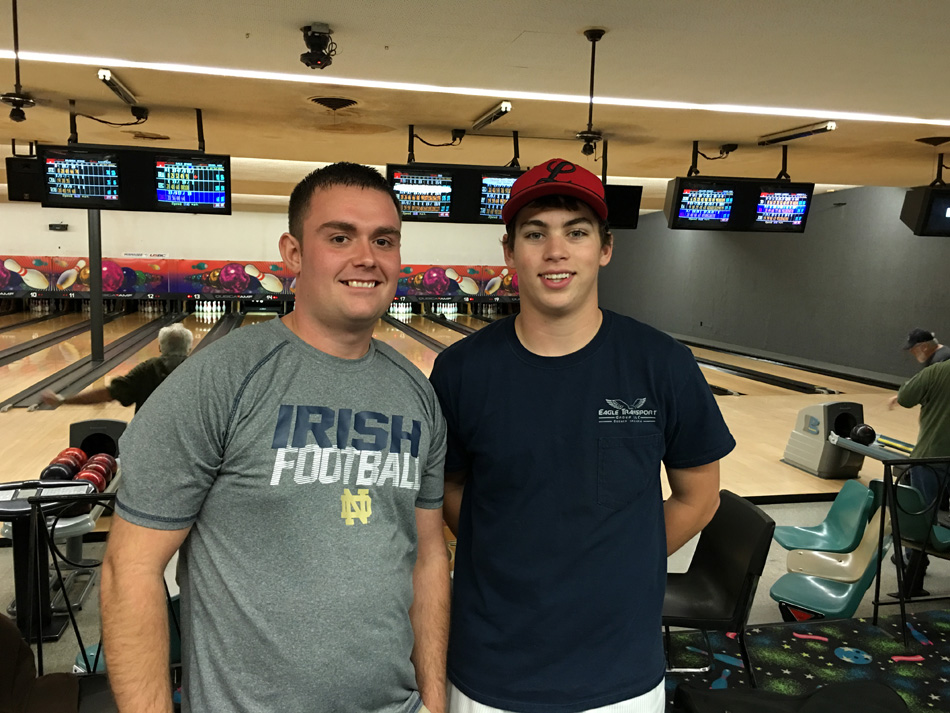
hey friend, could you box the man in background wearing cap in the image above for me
[887,329,949,410]
[429,158,735,713]
[889,346,950,592]
[904,329,949,369]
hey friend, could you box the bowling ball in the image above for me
[219,263,250,293]
[101,260,124,292]
[78,265,91,283]
[52,451,81,465]
[0,263,10,289]
[41,463,75,481]
[421,267,449,296]
[850,423,877,446]
[81,461,110,481]
[51,456,81,473]
[87,458,115,482]
[75,470,106,492]
[121,266,138,291]
[88,453,117,472]
[61,447,88,466]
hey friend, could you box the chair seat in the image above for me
[786,508,891,583]
[773,481,874,553]
[664,572,739,627]
[769,573,863,619]
[770,544,880,620]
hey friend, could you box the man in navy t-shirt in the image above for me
[429,158,736,713]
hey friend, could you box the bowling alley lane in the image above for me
[698,364,794,396]
[373,318,438,377]
[688,345,893,395]
[239,312,278,328]
[402,314,467,347]
[451,314,488,331]
[0,312,90,351]
[0,312,35,329]
[0,312,155,403]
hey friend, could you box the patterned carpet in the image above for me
[665,610,950,712]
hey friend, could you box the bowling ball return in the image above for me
[782,402,866,479]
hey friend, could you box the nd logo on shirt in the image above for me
[269,405,423,525]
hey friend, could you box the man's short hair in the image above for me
[159,323,194,357]
[503,195,612,252]
[287,162,402,239]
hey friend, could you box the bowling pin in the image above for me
[244,264,283,293]
[4,258,49,290]
[485,269,508,295]
[56,259,86,290]
[444,268,479,296]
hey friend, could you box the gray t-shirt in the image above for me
[116,317,446,713]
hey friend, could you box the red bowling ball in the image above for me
[88,453,117,473]
[80,461,110,482]
[75,470,106,492]
[60,447,88,466]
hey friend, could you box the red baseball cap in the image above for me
[502,158,608,225]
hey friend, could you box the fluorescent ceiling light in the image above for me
[757,121,837,146]
[3,48,950,127]
[97,68,137,105]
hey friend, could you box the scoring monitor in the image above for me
[155,156,229,212]
[391,168,453,219]
[42,149,121,208]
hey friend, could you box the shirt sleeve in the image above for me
[662,346,736,470]
[115,353,230,530]
[107,360,151,407]
[429,351,470,475]
[415,385,447,510]
[897,368,929,408]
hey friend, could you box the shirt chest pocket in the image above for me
[597,434,664,509]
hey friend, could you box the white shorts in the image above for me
[447,679,666,713]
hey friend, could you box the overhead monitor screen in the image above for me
[480,174,517,221]
[926,190,950,236]
[155,156,229,212]
[677,186,734,224]
[604,184,643,229]
[755,190,810,228]
[391,168,453,219]
[43,150,120,207]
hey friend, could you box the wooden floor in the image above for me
[0,310,921,506]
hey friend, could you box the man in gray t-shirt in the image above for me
[100,163,450,713]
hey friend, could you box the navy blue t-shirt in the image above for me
[429,310,735,713]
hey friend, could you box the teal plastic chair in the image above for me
[773,480,874,553]
[890,482,950,554]
[770,538,887,620]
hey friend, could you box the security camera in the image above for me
[576,129,602,157]
[300,23,336,70]
[471,101,512,131]
[2,91,34,123]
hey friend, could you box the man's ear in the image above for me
[502,234,515,269]
[279,232,303,275]
[599,232,613,267]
